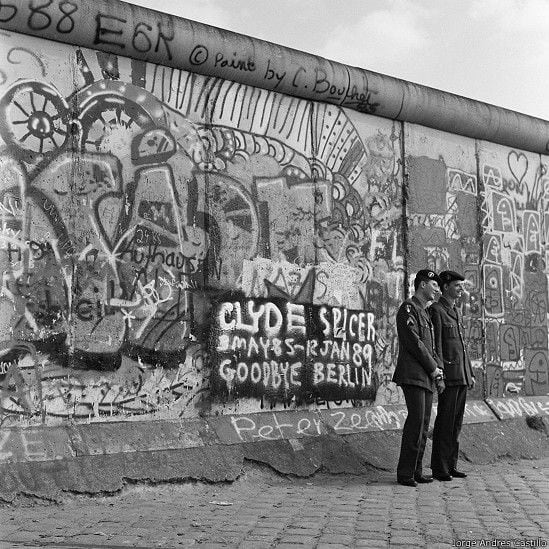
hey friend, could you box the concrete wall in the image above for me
[0,20,547,429]
[405,126,548,400]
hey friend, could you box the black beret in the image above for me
[439,270,465,284]
[415,269,442,286]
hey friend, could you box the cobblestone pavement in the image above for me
[1,457,548,548]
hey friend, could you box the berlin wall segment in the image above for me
[2,0,549,153]
[0,399,503,463]
[0,27,405,425]
[0,2,547,446]
[0,0,387,116]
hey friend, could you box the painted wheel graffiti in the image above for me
[0,80,69,159]
[74,80,166,155]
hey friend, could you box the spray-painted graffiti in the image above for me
[215,399,497,444]
[479,143,549,397]
[405,130,549,399]
[486,396,549,419]
[0,338,206,424]
[210,297,377,403]
[240,258,365,308]
[405,128,485,394]
[0,30,547,425]
[0,33,402,424]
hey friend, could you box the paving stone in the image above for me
[278,535,316,544]
[323,525,354,534]
[238,542,272,549]
[244,532,278,539]
[283,528,319,536]
[355,530,388,540]
[1,456,548,548]
[390,534,425,543]
[355,541,388,548]
[318,533,353,544]
[355,524,389,533]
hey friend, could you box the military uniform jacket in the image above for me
[392,296,441,392]
[429,296,473,387]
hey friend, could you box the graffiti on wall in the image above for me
[0,33,403,423]
[210,297,377,403]
[405,139,485,397]
[405,136,549,398]
[0,0,381,114]
[480,149,549,397]
[1,30,546,425]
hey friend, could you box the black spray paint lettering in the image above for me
[263,59,285,89]
[28,0,53,31]
[214,51,255,72]
[313,67,347,100]
[189,44,208,65]
[345,87,380,113]
[188,45,256,72]
[6,240,53,263]
[345,85,368,105]
[291,66,307,88]
[25,0,78,33]
[0,0,17,22]
[94,13,174,59]
[132,22,154,53]
[74,279,115,322]
[94,13,125,48]
[265,63,311,91]
[119,243,197,273]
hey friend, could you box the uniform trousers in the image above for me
[397,384,433,480]
[431,384,467,476]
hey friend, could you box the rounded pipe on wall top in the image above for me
[1,0,548,153]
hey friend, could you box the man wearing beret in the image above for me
[393,269,445,487]
[429,270,475,481]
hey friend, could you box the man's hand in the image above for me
[468,376,476,390]
[431,367,443,380]
[435,377,446,395]
[432,367,445,394]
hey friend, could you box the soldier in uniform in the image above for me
[430,270,475,481]
[393,269,444,487]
